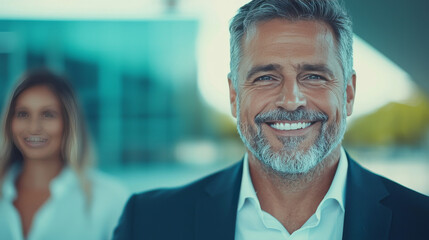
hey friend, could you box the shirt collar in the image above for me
[237,153,259,211]
[237,147,348,213]
[321,147,348,212]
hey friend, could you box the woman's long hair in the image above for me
[0,69,93,203]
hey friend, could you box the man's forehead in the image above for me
[243,19,336,49]
[239,19,341,76]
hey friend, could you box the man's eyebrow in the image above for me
[246,64,283,80]
[296,63,335,78]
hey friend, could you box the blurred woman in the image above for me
[0,69,129,240]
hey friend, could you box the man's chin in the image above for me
[268,131,318,148]
[270,141,313,154]
[257,147,323,175]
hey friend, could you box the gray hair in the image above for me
[229,0,353,88]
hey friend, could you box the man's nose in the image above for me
[275,80,307,111]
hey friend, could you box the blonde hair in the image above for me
[0,69,93,204]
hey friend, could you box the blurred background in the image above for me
[0,0,428,195]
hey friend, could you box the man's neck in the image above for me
[248,146,341,233]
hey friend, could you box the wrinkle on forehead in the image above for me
[240,19,340,78]
[245,19,335,51]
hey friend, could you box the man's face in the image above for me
[229,19,356,175]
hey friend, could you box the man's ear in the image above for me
[228,77,237,118]
[346,72,356,116]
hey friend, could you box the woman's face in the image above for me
[11,85,64,162]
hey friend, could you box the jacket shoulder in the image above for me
[133,160,241,207]
[379,174,429,213]
[350,158,428,210]
[113,161,242,240]
[349,158,429,238]
[378,173,429,238]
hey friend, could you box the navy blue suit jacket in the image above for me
[113,155,429,240]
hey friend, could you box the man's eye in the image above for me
[255,75,274,82]
[304,74,326,80]
[16,111,28,118]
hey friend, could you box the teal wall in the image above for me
[0,19,202,166]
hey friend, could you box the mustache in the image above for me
[255,108,328,124]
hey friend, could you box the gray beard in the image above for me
[236,98,347,179]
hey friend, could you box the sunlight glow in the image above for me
[0,0,416,123]
[197,16,416,124]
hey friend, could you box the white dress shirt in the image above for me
[235,148,348,240]
[0,165,130,240]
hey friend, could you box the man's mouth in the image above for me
[268,121,313,131]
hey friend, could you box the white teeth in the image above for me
[25,137,47,142]
[270,122,311,131]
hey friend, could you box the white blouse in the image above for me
[0,166,130,240]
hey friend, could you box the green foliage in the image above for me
[344,92,429,147]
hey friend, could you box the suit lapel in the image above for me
[193,154,394,240]
[194,160,243,240]
[343,155,392,240]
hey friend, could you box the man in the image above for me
[113,0,429,239]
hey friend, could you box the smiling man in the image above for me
[230,18,354,237]
[113,1,429,239]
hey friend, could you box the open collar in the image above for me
[237,148,349,232]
